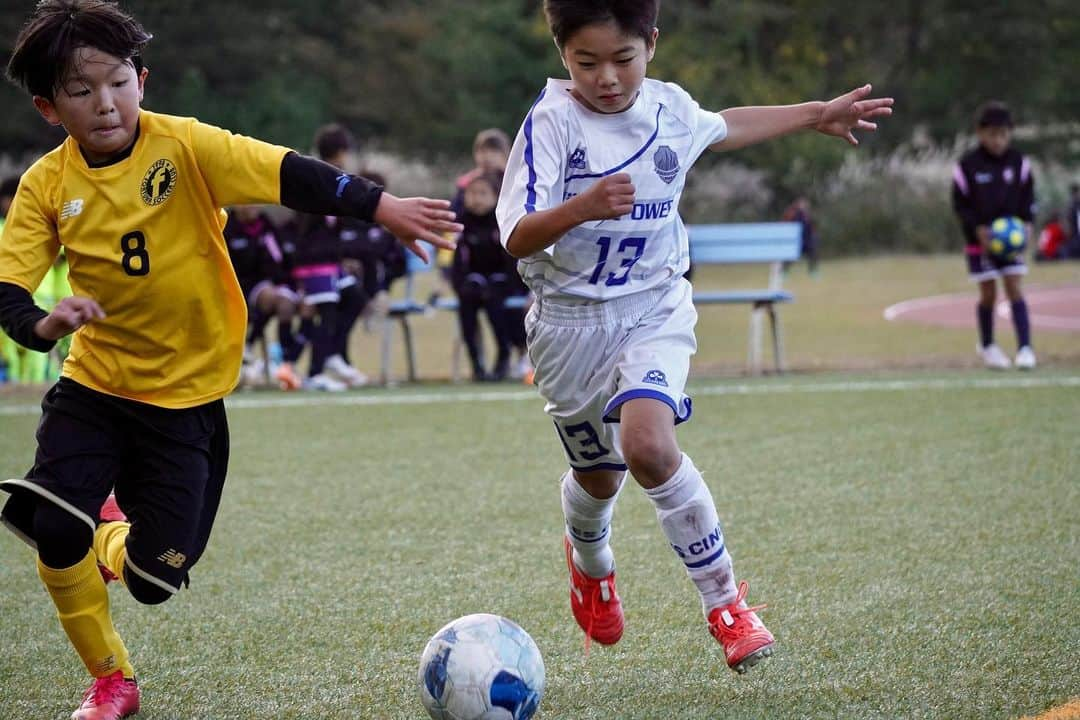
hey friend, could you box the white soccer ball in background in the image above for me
[418,613,546,720]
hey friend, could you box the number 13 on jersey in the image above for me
[588,235,646,286]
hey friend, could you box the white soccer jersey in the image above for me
[497,77,727,301]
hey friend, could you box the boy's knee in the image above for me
[622,432,681,486]
[123,570,175,605]
[31,500,93,569]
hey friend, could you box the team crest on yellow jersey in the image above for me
[141,159,178,206]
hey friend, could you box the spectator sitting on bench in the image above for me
[451,171,513,382]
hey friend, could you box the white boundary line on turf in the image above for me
[882,293,961,321]
[885,286,1080,330]
[2,375,1078,417]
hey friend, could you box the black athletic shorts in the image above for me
[1,377,229,596]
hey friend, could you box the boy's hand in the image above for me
[576,173,635,221]
[374,194,463,263]
[34,296,105,341]
[816,84,894,146]
[976,225,992,252]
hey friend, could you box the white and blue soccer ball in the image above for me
[418,613,545,720]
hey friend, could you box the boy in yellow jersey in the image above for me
[0,2,460,718]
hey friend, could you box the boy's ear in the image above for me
[32,96,62,127]
[646,28,659,61]
[138,66,149,102]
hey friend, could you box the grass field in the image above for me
[0,255,1077,719]
[1,370,1078,719]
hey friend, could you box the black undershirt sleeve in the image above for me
[279,152,384,222]
[0,282,55,352]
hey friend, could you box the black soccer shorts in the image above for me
[1,377,229,596]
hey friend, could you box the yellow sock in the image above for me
[93,520,130,584]
[37,550,134,679]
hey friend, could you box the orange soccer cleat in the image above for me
[564,536,624,647]
[708,580,775,674]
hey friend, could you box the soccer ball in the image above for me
[418,613,545,720]
[988,216,1027,260]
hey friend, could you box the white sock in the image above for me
[644,453,737,614]
[561,470,622,579]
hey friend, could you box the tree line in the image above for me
[2,0,1077,198]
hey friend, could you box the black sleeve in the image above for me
[279,152,384,222]
[0,281,55,352]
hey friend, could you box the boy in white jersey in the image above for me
[497,0,893,674]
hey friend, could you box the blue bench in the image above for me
[687,222,802,374]
[379,248,529,384]
[378,222,801,382]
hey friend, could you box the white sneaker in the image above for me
[306,373,348,392]
[323,354,368,387]
[240,357,266,388]
[978,343,1011,370]
[1015,346,1037,370]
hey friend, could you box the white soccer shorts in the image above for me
[526,277,697,471]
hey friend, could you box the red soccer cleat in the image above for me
[564,536,624,647]
[96,494,126,584]
[708,580,775,674]
[71,671,139,720]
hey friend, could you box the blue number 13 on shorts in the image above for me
[588,236,646,286]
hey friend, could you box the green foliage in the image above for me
[2,0,1078,252]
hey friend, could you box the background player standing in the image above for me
[497,0,892,674]
[0,2,458,718]
[951,101,1037,370]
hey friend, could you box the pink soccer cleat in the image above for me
[564,536,624,646]
[71,671,139,720]
[708,580,775,674]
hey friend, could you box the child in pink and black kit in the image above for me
[952,101,1037,370]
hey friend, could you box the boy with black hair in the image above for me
[952,100,1037,370]
[0,2,459,717]
[452,171,514,381]
[498,0,892,674]
[288,122,372,389]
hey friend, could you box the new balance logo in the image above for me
[60,199,84,219]
[157,549,187,568]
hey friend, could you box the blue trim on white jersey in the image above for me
[683,543,727,569]
[523,88,548,214]
[602,388,692,425]
[564,104,666,182]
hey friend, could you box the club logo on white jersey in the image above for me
[60,198,84,220]
[643,369,669,387]
[568,146,587,170]
[653,145,680,184]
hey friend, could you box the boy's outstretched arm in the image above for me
[279,152,461,263]
[712,84,894,152]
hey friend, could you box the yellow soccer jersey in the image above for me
[0,110,291,408]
